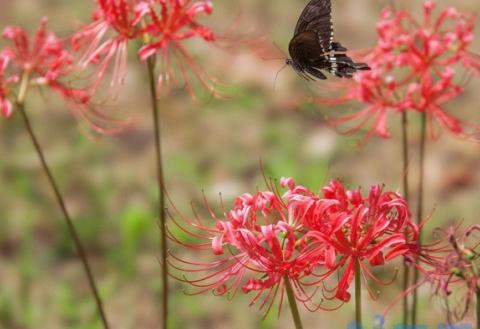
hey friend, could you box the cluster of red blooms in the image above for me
[322,1,480,141]
[73,0,218,99]
[0,19,91,119]
[0,0,219,124]
[422,224,480,322]
[170,178,420,313]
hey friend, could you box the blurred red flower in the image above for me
[424,224,480,322]
[72,0,150,98]
[1,18,123,132]
[73,0,221,100]
[139,0,219,98]
[320,1,480,141]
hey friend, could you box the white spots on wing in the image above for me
[330,62,338,74]
[330,16,334,45]
[318,33,327,54]
[329,53,338,74]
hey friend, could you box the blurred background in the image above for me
[0,0,479,328]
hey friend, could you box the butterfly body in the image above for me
[287,0,370,80]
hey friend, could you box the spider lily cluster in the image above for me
[170,178,421,313]
[0,0,220,125]
[0,19,93,120]
[321,1,480,141]
[73,0,218,99]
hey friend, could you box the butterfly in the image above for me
[286,0,370,80]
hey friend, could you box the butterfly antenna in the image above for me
[273,41,288,58]
[273,63,288,91]
[261,56,286,61]
[261,42,288,61]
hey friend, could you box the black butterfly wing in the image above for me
[288,0,371,80]
[288,31,329,80]
[288,31,369,80]
[294,0,333,53]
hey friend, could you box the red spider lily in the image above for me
[168,180,343,314]
[320,1,480,141]
[1,18,123,132]
[317,70,407,140]
[404,67,472,139]
[285,180,418,302]
[169,177,417,313]
[74,0,221,100]
[138,0,219,99]
[422,224,480,322]
[72,0,150,99]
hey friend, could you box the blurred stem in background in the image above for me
[15,71,110,329]
[401,110,410,326]
[477,288,480,329]
[411,111,427,326]
[19,216,34,328]
[145,56,169,329]
[284,276,304,329]
[355,259,362,329]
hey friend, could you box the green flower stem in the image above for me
[401,110,411,326]
[411,111,427,326]
[145,56,169,329]
[16,73,109,329]
[284,276,304,329]
[355,259,362,329]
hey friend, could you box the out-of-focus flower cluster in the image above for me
[0,0,221,127]
[73,0,218,99]
[321,1,480,141]
[169,178,419,313]
[424,224,480,322]
[0,19,94,121]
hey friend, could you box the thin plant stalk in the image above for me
[355,259,362,329]
[16,72,110,329]
[477,288,480,329]
[411,111,427,326]
[284,276,304,329]
[401,110,411,326]
[145,56,168,329]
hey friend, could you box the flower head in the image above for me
[1,18,123,132]
[321,1,480,141]
[72,0,150,98]
[283,179,418,302]
[139,0,219,98]
[169,186,327,314]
